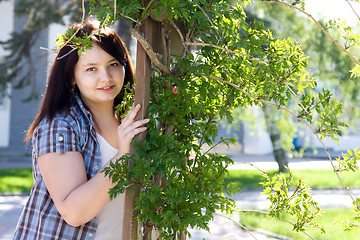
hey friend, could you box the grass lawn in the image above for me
[225,169,360,189]
[1,168,360,194]
[240,208,360,240]
[0,168,33,194]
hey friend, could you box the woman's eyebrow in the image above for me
[81,62,97,67]
[81,58,118,67]
[107,58,118,63]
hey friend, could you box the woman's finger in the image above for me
[118,118,149,135]
[121,104,141,126]
[126,126,148,139]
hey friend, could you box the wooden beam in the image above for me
[122,17,157,240]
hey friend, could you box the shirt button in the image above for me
[58,136,64,142]
[89,233,93,237]
[95,166,99,170]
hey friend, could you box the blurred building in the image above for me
[0,0,65,156]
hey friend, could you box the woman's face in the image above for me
[74,43,125,108]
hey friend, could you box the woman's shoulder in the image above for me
[37,105,84,131]
[33,106,86,157]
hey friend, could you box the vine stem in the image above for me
[258,0,360,65]
[239,210,315,240]
[59,0,86,54]
[205,74,360,210]
[57,1,110,60]
[229,162,268,174]
[214,213,258,239]
[184,41,267,65]
[130,26,171,75]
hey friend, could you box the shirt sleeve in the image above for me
[33,118,81,157]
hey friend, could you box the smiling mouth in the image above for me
[98,85,115,90]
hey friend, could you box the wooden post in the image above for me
[122,17,157,240]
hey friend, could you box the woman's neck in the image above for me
[86,101,119,134]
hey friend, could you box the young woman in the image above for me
[14,19,149,240]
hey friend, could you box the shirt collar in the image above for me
[74,94,94,125]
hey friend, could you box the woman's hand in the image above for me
[117,104,149,156]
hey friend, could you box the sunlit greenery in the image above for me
[225,169,360,189]
[240,208,360,240]
[0,168,33,193]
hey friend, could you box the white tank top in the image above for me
[95,133,125,240]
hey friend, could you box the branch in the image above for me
[130,27,171,75]
[284,82,310,115]
[346,0,360,21]
[114,0,116,20]
[118,12,140,24]
[204,74,360,211]
[258,0,360,65]
[161,22,170,68]
[171,21,190,56]
[195,3,234,61]
[195,3,221,42]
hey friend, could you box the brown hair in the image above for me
[26,19,134,143]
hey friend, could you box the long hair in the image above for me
[26,19,134,143]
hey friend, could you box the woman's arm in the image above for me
[38,151,113,227]
[38,104,149,227]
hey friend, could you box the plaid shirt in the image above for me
[14,95,102,240]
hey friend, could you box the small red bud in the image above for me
[173,86,178,94]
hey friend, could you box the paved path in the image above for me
[0,195,28,240]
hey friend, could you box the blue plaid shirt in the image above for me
[14,95,102,240]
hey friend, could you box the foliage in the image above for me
[254,0,360,129]
[261,168,324,233]
[240,208,360,240]
[242,1,360,157]
[55,26,93,56]
[336,148,360,173]
[336,198,360,234]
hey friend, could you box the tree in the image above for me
[263,103,289,172]
[85,0,357,239]
[232,1,360,172]
[4,0,360,239]
[0,0,83,100]
[248,0,360,142]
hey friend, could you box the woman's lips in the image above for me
[97,85,115,91]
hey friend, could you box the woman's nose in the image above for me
[100,68,112,82]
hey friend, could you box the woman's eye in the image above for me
[109,62,119,68]
[86,67,96,72]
